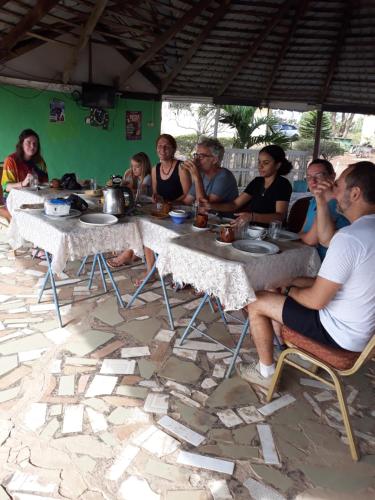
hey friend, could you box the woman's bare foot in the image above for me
[107,250,140,268]
[133,270,157,287]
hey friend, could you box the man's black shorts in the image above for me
[282,296,342,348]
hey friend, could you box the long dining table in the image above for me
[6,187,321,332]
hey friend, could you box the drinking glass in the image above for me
[90,178,97,190]
[268,221,282,239]
[29,176,38,189]
[234,221,249,240]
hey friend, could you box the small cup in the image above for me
[220,224,235,243]
[162,201,172,215]
[195,212,208,228]
[268,221,282,239]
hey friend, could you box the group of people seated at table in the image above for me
[2,128,374,392]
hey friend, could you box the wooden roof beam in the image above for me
[0,0,60,60]
[119,0,213,86]
[161,0,231,93]
[262,0,310,102]
[63,0,108,84]
[100,34,162,91]
[216,0,294,96]
[320,1,353,104]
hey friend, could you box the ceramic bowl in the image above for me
[247,225,267,239]
[169,210,188,224]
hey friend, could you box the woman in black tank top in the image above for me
[151,134,191,202]
[155,160,183,201]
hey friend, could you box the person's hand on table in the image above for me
[199,197,211,211]
[152,193,162,204]
[21,173,33,187]
[231,212,253,227]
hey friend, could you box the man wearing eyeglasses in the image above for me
[182,137,238,208]
[299,159,349,260]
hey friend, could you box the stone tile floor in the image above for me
[0,229,374,499]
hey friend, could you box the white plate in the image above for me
[232,239,279,256]
[44,209,81,220]
[80,213,118,226]
[192,223,210,231]
[271,229,299,241]
[215,236,233,246]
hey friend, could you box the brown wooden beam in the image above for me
[263,0,310,101]
[216,0,294,96]
[100,34,161,91]
[161,0,231,92]
[63,0,108,83]
[320,1,353,104]
[0,0,60,60]
[119,0,213,86]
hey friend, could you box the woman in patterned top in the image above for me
[1,129,48,195]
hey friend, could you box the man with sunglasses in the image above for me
[182,137,238,208]
[299,159,349,259]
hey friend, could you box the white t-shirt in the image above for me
[318,214,375,351]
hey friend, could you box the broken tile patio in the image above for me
[0,238,374,499]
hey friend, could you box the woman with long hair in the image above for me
[203,144,293,225]
[2,129,48,195]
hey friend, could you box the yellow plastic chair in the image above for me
[267,325,375,461]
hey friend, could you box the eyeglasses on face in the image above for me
[306,172,328,182]
[193,153,214,159]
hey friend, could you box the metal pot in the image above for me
[102,187,126,215]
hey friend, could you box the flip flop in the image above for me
[107,258,127,269]
[31,249,46,260]
[133,274,157,287]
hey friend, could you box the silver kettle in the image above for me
[103,187,126,215]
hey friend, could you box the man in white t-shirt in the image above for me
[236,162,375,389]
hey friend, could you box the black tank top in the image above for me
[156,160,183,201]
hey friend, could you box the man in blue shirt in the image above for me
[299,159,349,259]
[182,137,238,206]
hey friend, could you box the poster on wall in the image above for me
[126,111,142,140]
[49,99,65,122]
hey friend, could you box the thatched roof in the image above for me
[0,0,374,112]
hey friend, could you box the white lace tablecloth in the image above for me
[157,232,321,311]
[9,211,143,274]
[136,215,198,255]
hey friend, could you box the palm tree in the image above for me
[219,105,291,149]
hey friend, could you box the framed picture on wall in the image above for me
[49,99,65,122]
[126,111,142,140]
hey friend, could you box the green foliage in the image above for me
[175,134,233,157]
[293,138,345,160]
[219,105,291,149]
[299,111,332,140]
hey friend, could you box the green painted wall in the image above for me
[0,84,161,184]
